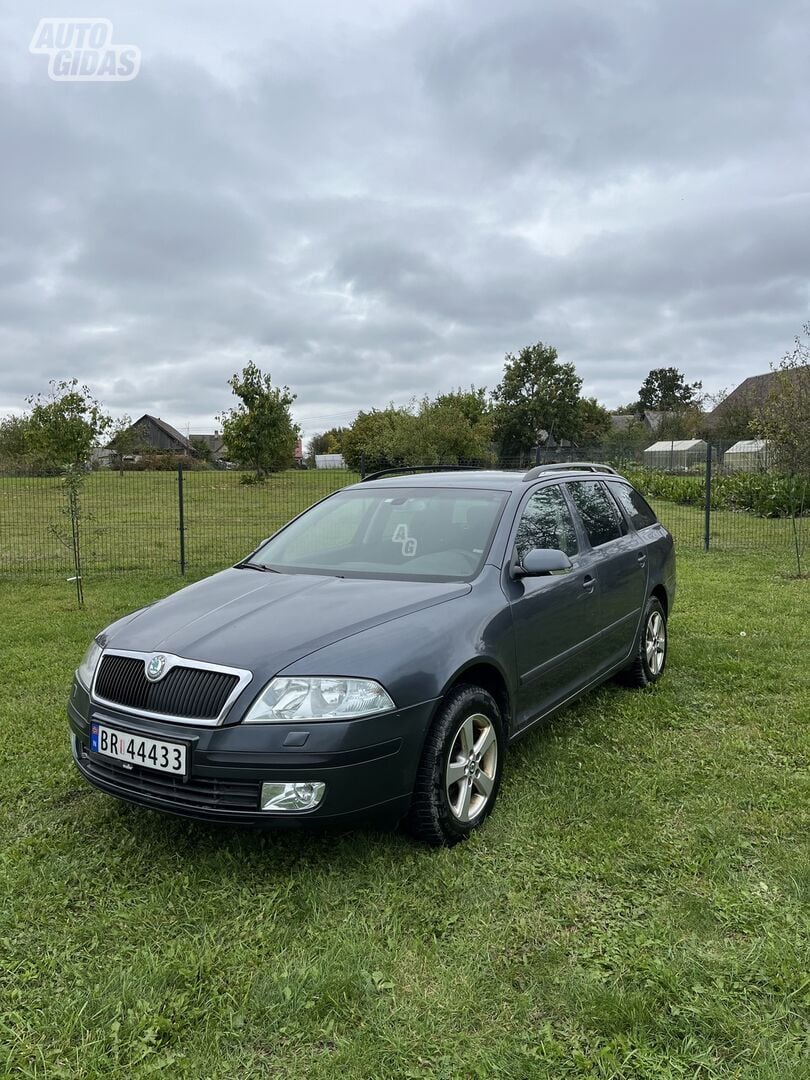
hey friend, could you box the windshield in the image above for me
[247,486,509,580]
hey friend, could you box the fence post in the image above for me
[703,442,712,552]
[360,454,366,479]
[178,462,186,575]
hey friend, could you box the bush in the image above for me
[623,468,809,517]
[123,453,209,472]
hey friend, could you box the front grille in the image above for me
[79,750,260,812]
[95,654,240,720]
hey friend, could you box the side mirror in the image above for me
[512,547,573,578]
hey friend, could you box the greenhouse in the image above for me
[722,439,770,471]
[643,439,708,470]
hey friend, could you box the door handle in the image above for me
[637,552,647,564]
[582,574,596,593]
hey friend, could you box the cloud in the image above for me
[0,0,808,438]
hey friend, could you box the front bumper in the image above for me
[68,679,437,826]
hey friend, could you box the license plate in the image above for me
[90,722,187,775]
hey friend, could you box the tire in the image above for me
[617,596,668,689]
[406,684,505,847]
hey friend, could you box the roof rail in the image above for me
[522,461,618,481]
[360,464,486,483]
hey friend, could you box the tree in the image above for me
[700,388,757,442]
[307,427,346,460]
[190,437,213,464]
[575,397,612,443]
[657,405,704,441]
[340,389,494,470]
[0,413,36,470]
[108,415,144,475]
[637,367,702,412]
[415,386,493,464]
[218,362,299,478]
[756,329,810,477]
[340,406,418,470]
[25,379,112,468]
[491,343,582,457]
[754,328,810,576]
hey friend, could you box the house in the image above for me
[122,414,194,455]
[609,410,667,434]
[189,431,225,461]
[643,439,708,470]
[705,372,778,430]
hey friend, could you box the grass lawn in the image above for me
[0,469,359,576]
[1,551,808,1078]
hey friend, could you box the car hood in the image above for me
[101,568,471,676]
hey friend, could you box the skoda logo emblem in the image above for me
[146,654,167,681]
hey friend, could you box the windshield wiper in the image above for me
[237,562,279,573]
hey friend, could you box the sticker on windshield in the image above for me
[392,523,418,556]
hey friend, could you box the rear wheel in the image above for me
[407,684,505,847]
[618,596,667,688]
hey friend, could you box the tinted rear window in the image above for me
[566,480,627,547]
[608,481,659,530]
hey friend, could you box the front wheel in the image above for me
[406,684,505,847]
[617,596,668,688]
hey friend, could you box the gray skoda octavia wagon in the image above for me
[69,464,675,845]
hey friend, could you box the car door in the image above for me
[565,480,648,671]
[506,483,603,727]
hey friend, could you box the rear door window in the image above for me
[607,481,659,530]
[566,480,627,548]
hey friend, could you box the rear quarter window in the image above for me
[608,481,659,530]
[566,480,627,547]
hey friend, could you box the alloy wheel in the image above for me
[645,610,666,675]
[445,712,498,823]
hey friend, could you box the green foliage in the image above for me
[601,418,651,456]
[107,414,145,475]
[705,389,757,441]
[624,467,809,518]
[0,412,48,472]
[637,367,702,412]
[491,342,582,456]
[415,386,493,464]
[755,330,810,478]
[575,396,612,442]
[190,437,213,463]
[130,452,207,472]
[307,426,346,460]
[218,362,299,477]
[341,388,493,469]
[340,406,414,469]
[26,378,112,468]
[657,404,705,441]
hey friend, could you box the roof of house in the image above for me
[708,372,779,418]
[190,433,224,454]
[136,414,193,451]
[609,410,667,432]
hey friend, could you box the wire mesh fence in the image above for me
[1,443,806,579]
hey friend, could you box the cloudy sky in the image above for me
[1,0,808,441]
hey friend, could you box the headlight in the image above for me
[243,677,395,723]
[77,640,103,689]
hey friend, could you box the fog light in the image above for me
[260,781,326,812]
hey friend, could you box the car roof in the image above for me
[351,467,625,492]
